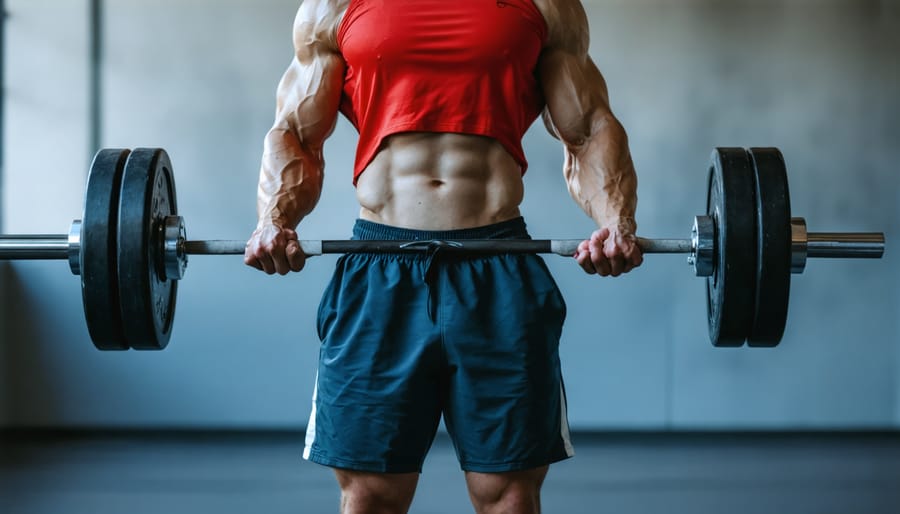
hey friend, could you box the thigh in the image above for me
[306,254,444,473]
[440,255,573,472]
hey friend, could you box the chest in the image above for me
[339,0,546,70]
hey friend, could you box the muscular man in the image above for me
[244,0,642,512]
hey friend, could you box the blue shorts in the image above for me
[303,218,574,473]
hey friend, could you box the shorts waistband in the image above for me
[352,217,530,241]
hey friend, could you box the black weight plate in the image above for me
[82,149,130,350]
[747,148,791,347]
[706,148,756,347]
[117,148,178,350]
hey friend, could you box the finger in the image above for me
[591,228,610,246]
[591,249,611,277]
[261,235,293,275]
[622,238,644,273]
[243,245,262,270]
[255,251,276,275]
[590,237,611,276]
[271,248,291,276]
[623,243,644,271]
[245,256,263,271]
[607,253,625,277]
[577,239,590,256]
[604,245,624,276]
[575,247,596,274]
[627,251,644,272]
[604,238,627,277]
[286,241,306,272]
[622,252,640,273]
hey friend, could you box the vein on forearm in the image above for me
[257,125,324,228]
[563,111,638,231]
[537,0,639,235]
[255,16,343,229]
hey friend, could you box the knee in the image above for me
[466,467,548,514]
[335,469,418,514]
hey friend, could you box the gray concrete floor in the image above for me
[1,432,899,513]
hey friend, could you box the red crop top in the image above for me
[337,0,548,184]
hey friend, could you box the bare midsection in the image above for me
[355,133,524,230]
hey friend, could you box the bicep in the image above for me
[273,50,345,148]
[538,48,612,147]
[270,1,346,150]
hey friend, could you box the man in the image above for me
[244,0,642,512]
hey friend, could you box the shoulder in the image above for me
[293,0,351,56]
[530,0,589,53]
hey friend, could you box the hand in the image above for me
[244,223,307,275]
[574,227,643,277]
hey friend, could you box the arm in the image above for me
[537,0,642,276]
[245,0,347,275]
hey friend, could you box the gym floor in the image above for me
[1,431,899,514]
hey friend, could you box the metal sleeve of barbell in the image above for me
[184,238,693,256]
[0,235,69,259]
[806,232,885,259]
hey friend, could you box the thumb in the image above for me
[286,240,306,272]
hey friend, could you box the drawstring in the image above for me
[400,240,462,322]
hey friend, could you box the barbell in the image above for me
[0,147,885,350]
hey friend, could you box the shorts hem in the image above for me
[305,449,423,474]
[459,452,574,473]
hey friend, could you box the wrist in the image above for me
[601,216,637,235]
[256,209,300,231]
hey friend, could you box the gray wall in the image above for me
[1,0,897,429]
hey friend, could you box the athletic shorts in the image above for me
[303,217,574,473]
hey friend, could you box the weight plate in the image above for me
[117,148,178,350]
[747,148,791,347]
[82,149,131,350]
[706,148,756,347]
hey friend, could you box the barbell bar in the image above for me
[0,228,883,262]
[0,147,886,350]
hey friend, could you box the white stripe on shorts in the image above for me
[303,373,319,460]
[560,384,575,457]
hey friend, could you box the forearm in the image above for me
[256,125,324,229]
[564,113,638,234]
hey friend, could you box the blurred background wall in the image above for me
[0,0,897,430]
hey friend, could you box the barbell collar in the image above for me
[162,216,188,281]
[689,215,715,277]
[791,218,808,273]
[68,220,82,275]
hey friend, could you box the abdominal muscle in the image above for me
[355,133,525,230]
